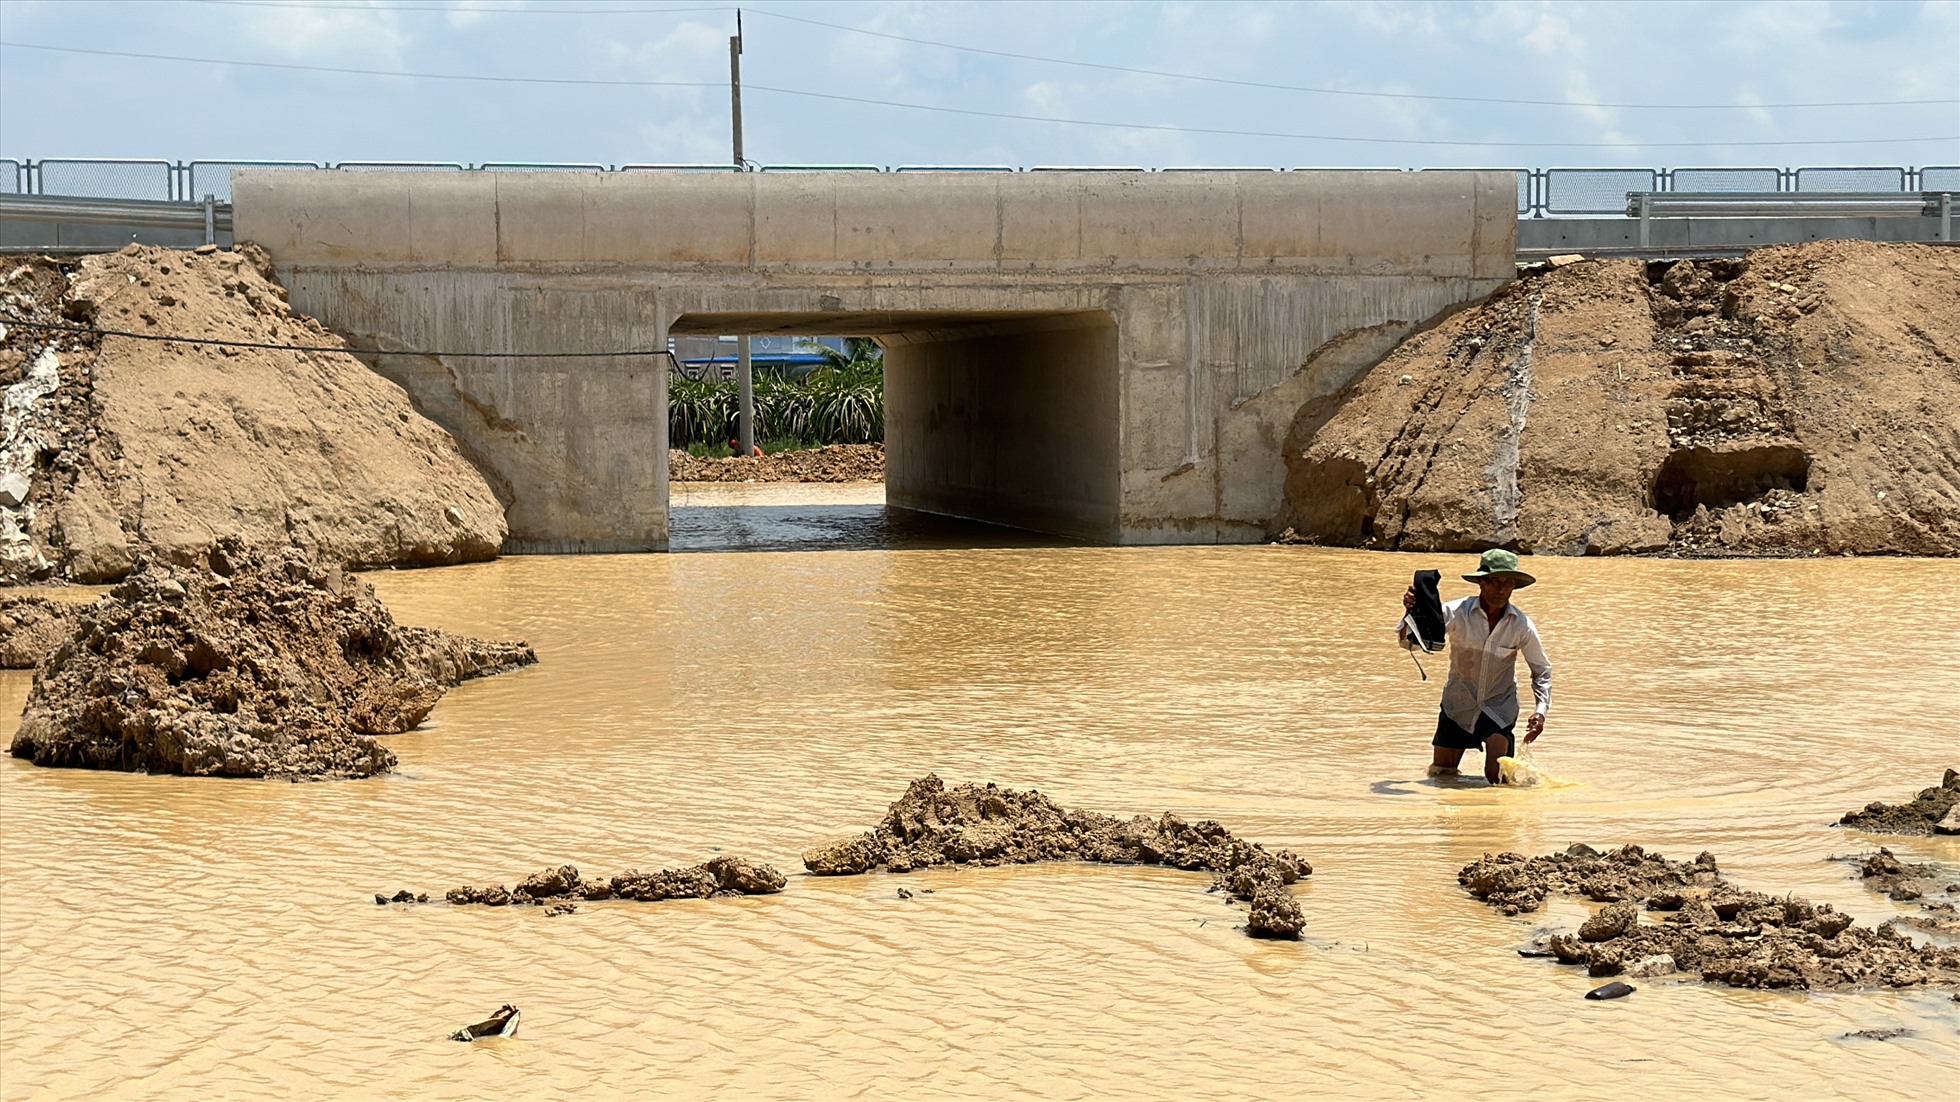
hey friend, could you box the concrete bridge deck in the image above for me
[233,169,1516,551]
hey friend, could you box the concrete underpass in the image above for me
[233,169,1516,551]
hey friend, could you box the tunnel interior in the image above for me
[667,311,1121,547]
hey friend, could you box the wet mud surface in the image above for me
[5,540,535,778]
[1834,848,1960,934]
[1839,769,1960,836]
[1463,844,1960,992]
[436,858,786,910]
[803,775,1311,938]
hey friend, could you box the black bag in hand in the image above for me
[1404,569,1445,653]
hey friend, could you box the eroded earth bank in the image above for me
[1277,241,1960,557]
[1,245,506,585]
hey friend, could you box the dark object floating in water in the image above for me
[1585,982,1636,1000]
[896,888,912,899]
[451,1004,520,1042]
[1843,1027,1913,1041]
[375,889,427,905]
[1517,940,1557,958]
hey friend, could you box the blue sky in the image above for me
[1,0,1956,170]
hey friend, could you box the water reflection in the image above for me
[670,482,1072,553]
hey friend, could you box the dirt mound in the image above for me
[0,246,506,584]
[1277,241,1960,556]
[803,775,1311,938]
[1463,844,1960,991]
[669,444,884,483]
[0,594,87,668]
[438,858,786,909]
[1837,848,1960,933]
[6,539,535,778]
[1839,769,1960,835]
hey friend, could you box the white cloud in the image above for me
[232,2,412,66]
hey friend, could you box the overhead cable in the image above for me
[0,318,675,359]
[4,40,1954,149]
[178,0,1960,111]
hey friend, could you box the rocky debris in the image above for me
[0,593,88,668]
[1456,842,1719,916]
[1842,1027,1913,1041]
[1834,848,1960,933]
[1277,241,1960,557]
[802,775,1311,939]
[443,858,786,909]
[1462,845,1960,992]
[1840,769,1960,835]
[5,539,535,778]
[0,247,507,585]
[374,889,429,905]
[669,443,884,483]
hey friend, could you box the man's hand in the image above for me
[1526,714,1545,743]
[1403,586,1416,611]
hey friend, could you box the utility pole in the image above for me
[730,9,754,455]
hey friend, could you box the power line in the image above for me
[749,9,1960,113]
[178,0,1960,112]
[4,39,1954,150]
[1,318,676,359]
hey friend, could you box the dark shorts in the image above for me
[1433,708,1516,751]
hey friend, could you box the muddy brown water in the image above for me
[3,485,1956,1099]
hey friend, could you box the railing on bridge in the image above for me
[1,158,1956,218]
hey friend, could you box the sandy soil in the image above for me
[1277,241,1960,556]
[669,444,884,483]
[7,540,534,778]
[1462,843,1960,992]
[1,246,506,585]
[0,594,84,668]
[803,775,1311,938]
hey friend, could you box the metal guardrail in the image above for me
[1626,190,1955,245]
[1,158,1956,219]
[0,193,231,246]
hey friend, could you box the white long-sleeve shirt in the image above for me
[1400,596,1552,730]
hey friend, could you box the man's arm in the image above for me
[1521,616,1552,741]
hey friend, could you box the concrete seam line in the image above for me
[0,318,679,359]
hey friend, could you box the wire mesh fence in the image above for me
[1544,168,1659,215]
[187,160,322,202]
[1670,167,1781,192]
[1914,166,1959,191]
[1794,166,1908,192]
[0,158,1952,216]
[36,158,174,201]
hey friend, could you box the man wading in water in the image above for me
[1399,549,1553,785]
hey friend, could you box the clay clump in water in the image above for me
[0,595,87,669]
[802,775,1311,939]
[1836,848,1960,933]
[5,540,536,778]
[443,858,786,908]
[1839,769,1960,836]
[1461,845,1960,992]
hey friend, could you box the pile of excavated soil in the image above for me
[1462,844,1960,992]
[0,245,506,585]
[803,775,1311,938]
[0,594,86,668]
[1840,769,1960,835]
[669,444,884,483]
[7,540,535,779]
[437,858,786,911]
[1277,241,1960,556]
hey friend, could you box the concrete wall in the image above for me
[234,169,1515,549]
[884,315,1119,541]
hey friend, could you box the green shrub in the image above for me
[669,346,883,448]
